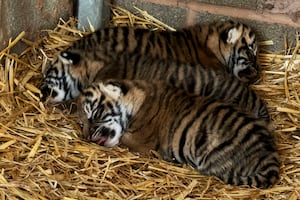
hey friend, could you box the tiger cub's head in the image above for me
[217,21,259,82]
[77,80,145,147]
[40,51,83,103]
[40,51,106,103]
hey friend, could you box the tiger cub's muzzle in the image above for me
[238,64,259,83]
[86,125,117,147]
[39,82,57,102]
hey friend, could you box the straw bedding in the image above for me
[0,6,300,200]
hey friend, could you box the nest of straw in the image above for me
[0,5,300,200]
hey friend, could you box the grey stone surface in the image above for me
[114,0,187,29]
[0,0,73,53]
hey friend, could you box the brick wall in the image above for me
[114,0,300,52]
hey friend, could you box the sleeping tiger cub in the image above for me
[77,79,279,188]
[40,51,269,120]
[69,20,259,82]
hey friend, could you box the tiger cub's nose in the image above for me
[39,84,57,102]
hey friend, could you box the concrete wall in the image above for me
[0,0,74,53]
[113,0,300,52]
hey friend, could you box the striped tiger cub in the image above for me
[40,51,269,120]
[70,20,259,82]
[77,79,279,188]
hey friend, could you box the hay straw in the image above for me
[133,6,176,31]
[0,5,299,200]
[0,31,25,58]
[110,5,175,31]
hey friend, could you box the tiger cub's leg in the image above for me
[121,132,179,164]
[120,132,153,155]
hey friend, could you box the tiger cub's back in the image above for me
[70,20,259,82]
[79,79,279,188]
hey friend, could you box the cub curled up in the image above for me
[77,79,279,188]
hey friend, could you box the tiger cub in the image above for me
[40,51,269,120]
[77,79,279,188]
[69,20,259,82]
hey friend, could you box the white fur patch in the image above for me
[104,122,123,147]
[227,27,242,44]
[100,83,122,100]
[83,101,93,119]
[48,73,79,103]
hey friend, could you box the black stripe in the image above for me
[194,127,207,152]
[249,91,257,111]
[144,31,154,55]
[204,115,248,161]
[178,117,195,162]
[225,79,241,101]
[130,56,143,79]
[254,174,260,187]
[156,33,165,56]
[226,173,233,185]
[183,29,200,64]
[247,176,253,187]
[164,32,177,59]
[123,27,129,51]
[179,31,193,62]
[111,28,119,52]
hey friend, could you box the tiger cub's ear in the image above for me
[105,80,129,96]
[100,81,128,100]
[221,27,242,44]
[59,51,81,65]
